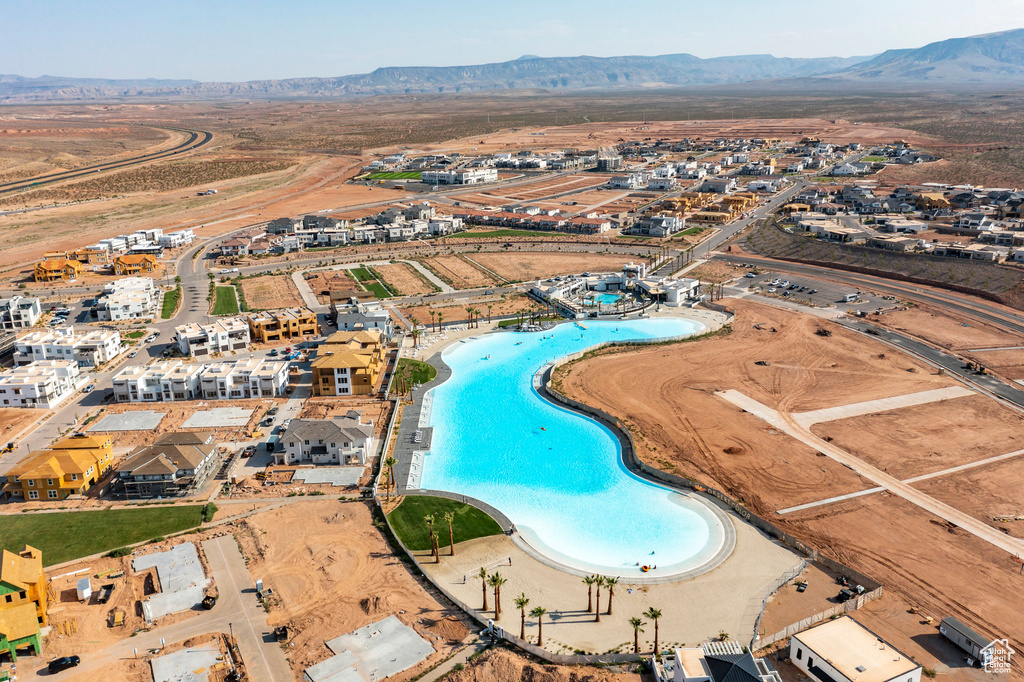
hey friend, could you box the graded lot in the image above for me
[373,262,435,296]
[238,274,304,309]
[470,252,639,282]
[421,255,500,289]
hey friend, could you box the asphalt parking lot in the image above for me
[727,263,902,312]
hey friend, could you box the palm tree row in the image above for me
[581,574,619,620]
[423,512,457,561]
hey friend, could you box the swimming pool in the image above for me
[420,318,732,578]
[585,292,624,306]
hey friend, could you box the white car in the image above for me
[768,287,777,293]
[220,269,230,274]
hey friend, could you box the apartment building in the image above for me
[312,330,385,396]
[157,229,195,248]
[96,277,160,321]
[0,545,47,661]
[116,432,216,499]
[246,308,317,343]
[278,413,375,465]
[111,360,205,402]
[330,300,393,338]
[174,317,251,356]
[33,257,83,282]
[0,360,82,409]
[14,327,123,368]
[199,357,289,399]
[420,168,497,185]
[2,434,115,501]
[0,297,42,330]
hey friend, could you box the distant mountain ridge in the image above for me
[2,28,1023,104]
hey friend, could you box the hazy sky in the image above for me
[4,0,1024,81]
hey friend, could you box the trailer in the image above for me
[96,583,115,605]
[939,616,990,665]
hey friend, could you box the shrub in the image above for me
[105,547,132,558]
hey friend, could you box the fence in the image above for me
[752,587,884,651]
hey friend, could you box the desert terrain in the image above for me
[470,252,640,283]
[374,262,436,296]
[556,298,1024,668]
[238,273,304,309]
[420,255,502,289]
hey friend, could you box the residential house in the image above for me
[267,217,300,234]
[111,360,205,402]
[608,173,647,189]
[0,297,42,331]
[420,168,497,185]
[0,360,81,409]
[69,244,111,264]
[199,357,289,399]
[277,413,375,465]
[174,317,250,356]
[700,178,736,194]
[14,327,122,368]
[867,235,922,252]
[219,238,250,257]
[0,545,47,662]
[96,277,160,321]
[113,253,158,276]
[655,640,781,682]
[330,300,393,338]
[33,257,82,282]
[247,308,318,342]
[2,434,114,501]
[115,432,216,498]
[626,214,684,238]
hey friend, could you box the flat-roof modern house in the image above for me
[278,413,374,466]
[174,318,250,356]
[791,616,921,682]
[0,297,42,331]
[655,640,782,682]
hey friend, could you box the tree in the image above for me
[604,576,619,615]
[437,312,444,332]
[644,607,663,658]
[424,514,439,562]
[594,576,603,622]
[443,510,455,556]
[583,575,597,613]
[629,617,645,654]
[486,304,493,322]
[429,309,436,333]
[514,593,530,640]
[488,572,507,620]
[410,316,421,348]
[478,567,489,611]
[529,606,548,647]
[383,456,397,502]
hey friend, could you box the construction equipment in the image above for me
[201,594,218,610]
[1,442,14,454]
[814,328,832,337]
[96,583,115,605]
[754,360,771,366]
[274,625,289,642]
[109,609,125,627]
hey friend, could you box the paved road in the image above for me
[0,126,213,196]
[41,534,291,681]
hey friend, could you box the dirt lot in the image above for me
[556,299,1024,672]
[0,408,39,440]
[811,394,1024,480]
[305,269,362,304]
[420,255,500,289]
[234,500,472,680]
[239,274,304,309]
[468,252,630,282]
[89,398,273,450]
[375,262,436,296]
[400,293,535,328]
[447,649,641,682]
[963,347,1024,381]
[913,455,1024,540]
[872,303,1024,351]
[757,563,844,637]
[297,398,392,438]
[686,261,751,283]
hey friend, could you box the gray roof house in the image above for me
[115,432,216,499]
[279,412,374,466]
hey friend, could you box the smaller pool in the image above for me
[585,292,624,306]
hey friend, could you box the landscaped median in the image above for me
[161,285,182,319]
[212,285,240,315]
[0,505,206,566]
[387,495,501,551]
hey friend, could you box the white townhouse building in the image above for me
[174,317,251,357]
[111,360,206,403]
[0,360,83,409]
[199,357,289,399]
[96,277,161,321]
[0,296,42,330]
[278,413,375,465]
[14,327,123,368]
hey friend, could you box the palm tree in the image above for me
[514,593,530,640]
[486,304,493,322]
[383,456,396,502]
[583,575,597,613]
[429,309,436,333]
[478,567,489,611]
[443,511,456,555]
[437,312,444,332]
[488,572,507,620]
[644,607,663,658]
[529,606,548,647]
[604,576,618,615]
[410,316,421,348]
[629,617,645,654]
[594,576,603,622]
[424,514,439,562]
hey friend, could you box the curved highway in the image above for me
[0,126,213,196]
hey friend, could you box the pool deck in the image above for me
[392,307,739,584]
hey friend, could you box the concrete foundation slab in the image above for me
[151,644,222,682]
[133,543,211,621]
[182,407,255,429]
[293,467,364,487]
[89,410,165,432]
[313,615,434,682]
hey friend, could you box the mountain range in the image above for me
[2,29,1023,104]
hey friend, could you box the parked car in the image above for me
[268,406,279,416]
[128,350,138,358]
[83,384,95,393]
[745,272,756,278]
[268,349,279,357]
[48,656,81,673]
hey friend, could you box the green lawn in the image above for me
[457,229,567,238]
[366,171,422,180]
[161,287,181,319]
[388,496,502,551]
[349,267,375,282]
[212,286,239,315]
[396,358,436,385]
[349,268,392,298]
[125,330,146,339]
[860,156,887,163]
[0,506,205,566]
